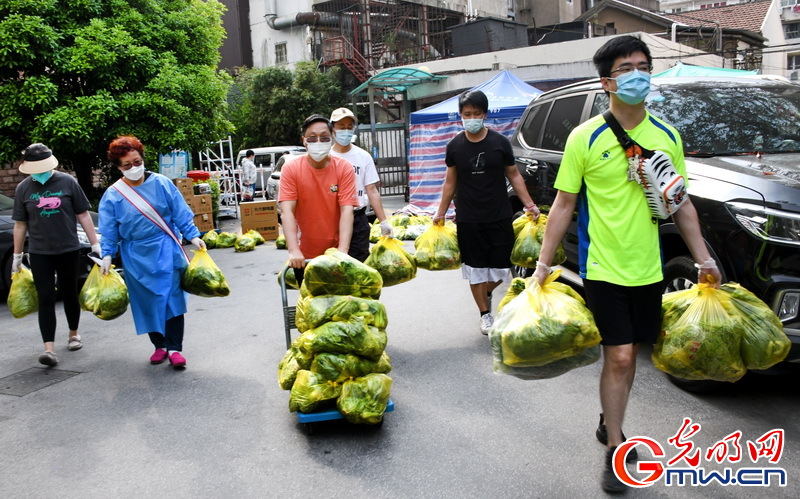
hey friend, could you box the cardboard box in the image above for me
[191,194,213,215]
[242,220,279,240]
[174,178,193,195]
[193,213,215,233]
[240,200,278,222]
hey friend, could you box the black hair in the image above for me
[458,90,489,114]
[245,150,254,157]
[300,114,332,135]
[592,35,653,78]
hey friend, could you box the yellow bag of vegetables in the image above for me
[413,223,460,271]
[181,248,230,297]
[8,266,38,318]
[653,283,746,382]
[79,265,129,320]
[365,236,416,286]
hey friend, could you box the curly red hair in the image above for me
[107,135,144,165]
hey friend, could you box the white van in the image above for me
[235,146,305,197]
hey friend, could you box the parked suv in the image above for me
[508,75,800,385]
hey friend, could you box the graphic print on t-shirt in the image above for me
[470,152,486,174]
[31,190,64,217]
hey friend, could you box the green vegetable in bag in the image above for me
[277,266,299,290]
[79,265,129,320]
[720,282,790,370]
[234,234,256,252]
[369,223,382,243]
[310,351,392,382]
[246,229,265,245]
[653,283,745,382]
[215,231,237,248]
[497,277,527,313]
[298,317,387,360]
[278,346,313,390]
[181,248,230,297]
[201,230,218,249]
[490,270,600,367]
[288,370,342,413]
[365,236,417,286]
[295,294,388,333]
[413,224,461,271]
[336,373,392,424]
[302,249,383,298]
[510,213,541,268]
[8,267,38,318]
[275,234,287,249]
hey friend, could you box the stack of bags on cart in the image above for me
[278,249,393,424]
[202,228,265,252]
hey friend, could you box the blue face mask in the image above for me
[31,171,53,184]
[334,129,355,147]
[611,69,651,105]
[462,118,484,134]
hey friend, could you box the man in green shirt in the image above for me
[533,36,721,493]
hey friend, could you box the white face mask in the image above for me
[462,118,485,134]
[122,164,145,181]
[334,129,355,147]
[306,141,332,162]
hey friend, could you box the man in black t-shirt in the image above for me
[433,90,539,335]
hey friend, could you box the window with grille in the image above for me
[275,42,287,64]
[785,23,800,39]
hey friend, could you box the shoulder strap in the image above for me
[602,110,654,159]
[112,179,190,263]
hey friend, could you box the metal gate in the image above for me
[357,123,409,200]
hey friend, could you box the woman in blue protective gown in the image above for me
[98,136,206,369]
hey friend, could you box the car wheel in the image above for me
[663,255,696,293]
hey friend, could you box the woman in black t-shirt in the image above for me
[11,144,101,367]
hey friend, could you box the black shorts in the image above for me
[583,279,664,346]
[456,219,514,269]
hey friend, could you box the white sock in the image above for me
[168,350,179,355]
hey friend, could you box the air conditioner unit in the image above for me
[791,70,798,80]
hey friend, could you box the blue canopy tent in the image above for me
[408,70,542,212]
[653,61,758,78]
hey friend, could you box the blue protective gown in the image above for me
[98,173,200,336]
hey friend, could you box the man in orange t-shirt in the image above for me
[279,114,358,275]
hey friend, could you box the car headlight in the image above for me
[76,226,101,246]
[726,202,800,247]
[777,290,799,322]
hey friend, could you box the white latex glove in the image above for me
[11,253,23,274]
[101,256,113,275]
[532,261,551,287]
[379,220,394,238]
[191,237,206,251]
[695,258,721,288]
[524,202,541,220]
[90,243,101,256]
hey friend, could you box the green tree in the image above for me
[229,61,344,150]
[0,0,233,197]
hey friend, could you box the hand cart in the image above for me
[278,265,394,433]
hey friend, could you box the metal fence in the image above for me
[357,123,409,200]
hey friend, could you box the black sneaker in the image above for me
[602,447,628,494]
[596,413,638,463]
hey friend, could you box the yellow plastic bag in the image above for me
[720,282,790,370]
[490,270,601,367]
[79,265,129,320]
[511,214,566,268]
[365,236,417,286]
[653,283,746,382]
[497,277,527,313]
[8,266,38,318]
[181,248,230,297]
[413,224,460,271]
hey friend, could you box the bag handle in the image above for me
[602,110,654,159]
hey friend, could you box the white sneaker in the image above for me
[480,313,494,335]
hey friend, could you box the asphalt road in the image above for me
[1,195,798,498]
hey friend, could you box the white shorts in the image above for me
[461,264,510,285]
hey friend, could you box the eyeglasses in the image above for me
[610,63,653,76]
[120,158,143,168]
[304,135,332,143]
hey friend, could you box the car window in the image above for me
[590,92,610,118]
[541,95,587,152]
[647,81,800,155]
[520,102,550,148]
[0,193,13,211]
